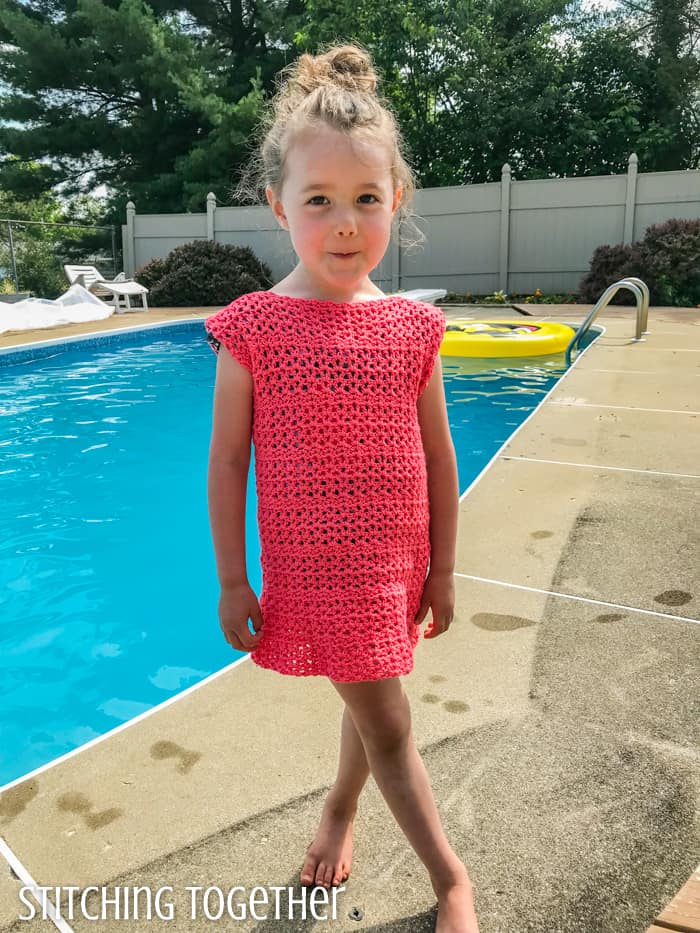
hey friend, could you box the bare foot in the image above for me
[300,797,355,889]
[434,872,480,933]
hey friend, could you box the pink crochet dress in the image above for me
[205,290,446,682]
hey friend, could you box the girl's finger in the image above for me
[221,623,248,652]
[223,628,243,651]
[250,606,264,634]
[424,616,451,638]
[234,622,263,651]
[414,603,429,625]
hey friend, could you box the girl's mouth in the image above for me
[331,252,358,259]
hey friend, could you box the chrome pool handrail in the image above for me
[566,277,650,366]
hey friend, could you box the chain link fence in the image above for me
[0,219,120,301]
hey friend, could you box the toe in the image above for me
[315,862,328,888]
[300,853,316,886]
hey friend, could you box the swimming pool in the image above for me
[0,320,597,787]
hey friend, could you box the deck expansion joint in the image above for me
[501,455,700,479]
[0,835,75,933]
[453,573,700,625]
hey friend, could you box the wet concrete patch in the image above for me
[14,715,697,933]
[10,721,506,933]
[150,740,202,774]
[529,596,700,746]
[550,471,699,619]
[469,715,699,933]
[56,791,123,831]
[654,589,693,607]
[471,612,538,632]
[0,782,39,825]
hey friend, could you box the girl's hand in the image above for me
[218,582,263,652]
[413,569,455,639]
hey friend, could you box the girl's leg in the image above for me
[300,704,370,888]
[331,677,479,933]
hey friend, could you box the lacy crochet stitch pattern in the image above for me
[205,291,446,682]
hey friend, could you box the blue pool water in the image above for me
[0,321,593,786]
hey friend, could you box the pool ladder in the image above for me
[566,277,650,365]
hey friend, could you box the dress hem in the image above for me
[250,652,415,683]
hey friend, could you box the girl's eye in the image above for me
[306,194,379,205]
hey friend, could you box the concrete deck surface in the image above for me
[0,301,698,933]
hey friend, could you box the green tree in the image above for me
[612,0,700,168]
[296,0,699,181]
[0,0,282,222]
[1,0,697,233]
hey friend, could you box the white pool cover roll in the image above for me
[0,283,114,334]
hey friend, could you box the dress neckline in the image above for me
[261,290,398,307]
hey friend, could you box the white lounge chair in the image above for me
[64,265,149,313]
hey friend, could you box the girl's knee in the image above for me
[363,707,411,754]
[340,685,412,753]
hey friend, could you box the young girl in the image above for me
[204,43,480,933]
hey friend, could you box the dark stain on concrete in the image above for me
[150,739,202,774]
[85,808,123,830]
[595,613,626,623]
[654,590,692,606]
[56,791,122,830]
[552,437,588,446]
[0,780,38,824]
[471,612,537,631]
[57,791,91,813]
[443,701,469,714]
[429,674,447,683]
[531,530,554,539]
[421,694,440,704]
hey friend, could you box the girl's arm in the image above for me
[417,355,459,575]
[207,349,254,587]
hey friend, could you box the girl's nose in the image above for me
[333,210,358,236]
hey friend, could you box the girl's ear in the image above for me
[266,185,289,231]
[391,185,403,215]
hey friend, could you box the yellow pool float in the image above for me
[441,319,576,358]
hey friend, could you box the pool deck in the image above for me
[0,302,698,933]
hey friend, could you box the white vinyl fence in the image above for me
[122,154,700,296]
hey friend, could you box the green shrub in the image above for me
[637,218,700,308]
[135,257,167,292]
[579,218,700,308]
[578,243,643,305]
[136,240,273,307]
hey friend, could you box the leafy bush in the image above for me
[579,218,700,307]
[636,218,700,308]
[135,257,167,292]
[578,243,643,305]
[136,240,273,307]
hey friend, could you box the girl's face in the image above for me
[266,124,402,298]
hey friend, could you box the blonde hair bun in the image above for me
[283,45,378,98]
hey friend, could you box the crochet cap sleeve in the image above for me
[204,299,253,372]
[417,303,447,397]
